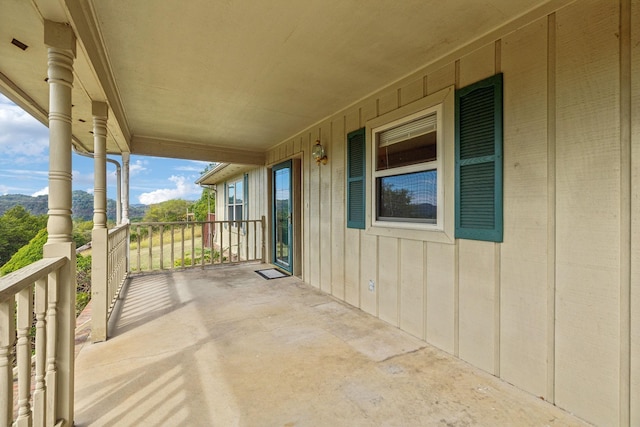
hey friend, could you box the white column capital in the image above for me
[44,20,76,56]
[91,101,108,119]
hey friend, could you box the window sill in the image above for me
[367,223,454,244]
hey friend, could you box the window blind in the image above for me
[378,113,437,148]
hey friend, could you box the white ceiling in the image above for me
[1,0,554,165]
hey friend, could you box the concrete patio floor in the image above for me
[74,263,590,426]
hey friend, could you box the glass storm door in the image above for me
[273,160,293,272]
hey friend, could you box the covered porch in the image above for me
[2,0,639,425]
[74,264,587,426]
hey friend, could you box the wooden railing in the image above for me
[130,217,265,273]
[107,225,129,318]
[91,223,130,343]
[0,256,68,426]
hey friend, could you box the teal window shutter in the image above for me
[347,127,366,229]
[455,73,503,242]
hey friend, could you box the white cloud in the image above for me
[0,169,48,178]
[0,95,49,165]
[174,161,211,173]
[0,169,48,195]
[31,186,49,197]
[138,175,201,205]
[129,160,148,176]
[72,169,95,189]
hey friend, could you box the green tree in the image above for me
[379,183,414,218]
[0,229,92,316]
[192,188,215,221]
[75,253,92,316]
[143,199,192,222]
[0,228,48,275]
[0,206,47,266]
[73,219,94,248]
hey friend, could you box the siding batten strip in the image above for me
[454,59,460,359]
[494,38,502,378]
[376,235,379,317]
[546,11,557,405]
[357,229,361,309]
[495,40,502,72]
[619,0,632,424]
[340,116,347,299]
[423,241,428,341]
[396,239,401,326]
[494,243,501,376]
[454,240,460,357]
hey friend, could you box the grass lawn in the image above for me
[130,225,226,271]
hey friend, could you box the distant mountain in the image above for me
[0,191,148,221]
[0,194,49,216]
[413,203,437,218]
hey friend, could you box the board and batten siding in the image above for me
[263,1,639,425]
[214,167,268,262]
[631,0,640,425]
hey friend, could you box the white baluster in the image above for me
[0,298,16,425]
[33,277,48,427]
[45,269,59,427]
[15,286,34,426]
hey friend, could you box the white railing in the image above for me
[107,225,129,318]
[0,256,68,426]
[91,223,130,343]
[130,217,266,273]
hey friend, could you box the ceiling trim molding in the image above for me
[63,0,132,145]
[0,71,48,126]
[131,135,266,166]
[196,163,256,186]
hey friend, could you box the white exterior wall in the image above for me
[214,167,268,261]
[630,1,640,425]
[259,1,638,425]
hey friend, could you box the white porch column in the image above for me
[114,161,122,224]
[42,20,76,427]
[91,101,109,343]
[92,102,108,229]
[121,153,130,273]
[122,152,130,223]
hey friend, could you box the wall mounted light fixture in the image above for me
[312,140,328,165]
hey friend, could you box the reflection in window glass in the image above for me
[235,180,243,205]
[377,170,437,223]
[227,178,246,228]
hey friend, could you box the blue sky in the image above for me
[0,94,211,205]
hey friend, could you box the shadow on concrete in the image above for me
[74,263,589,426]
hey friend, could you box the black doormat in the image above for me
[255,268,289,280]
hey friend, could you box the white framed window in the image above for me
[366,85,455,243]
[226,177,246,228]
[372,105,443,230]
